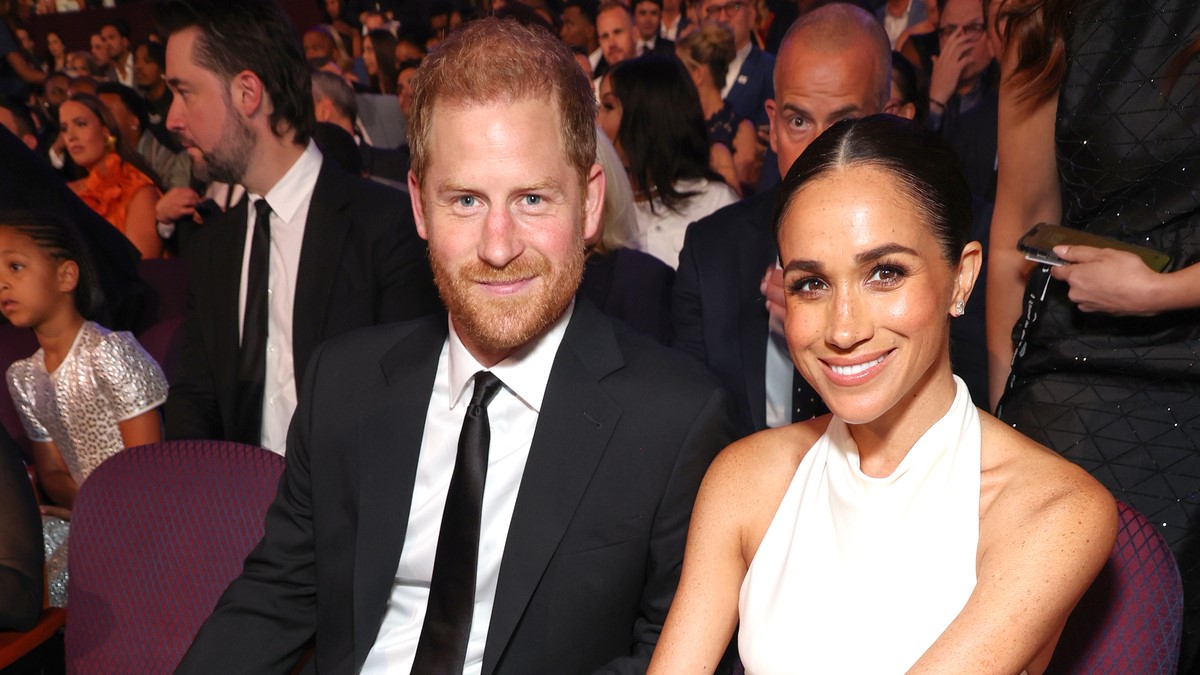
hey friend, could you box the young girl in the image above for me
[0,209,167,606]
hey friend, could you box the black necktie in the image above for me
[411,371,504,674]
[234,198,271,445]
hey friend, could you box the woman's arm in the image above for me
[909,425,1118,674]
[125,184,165,259]
[5,50,46,86]
[118,409,163,449]
[29,439,77,513]
[986,48,1061,409]
[708,143,743,198]
[1048,245,1200,314]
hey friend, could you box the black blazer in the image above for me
[176,300,737,674]
[164,159,441,443]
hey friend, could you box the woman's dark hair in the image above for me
[133,40,166,70]
[366,29,399,95]
[155,0,315,145]
[608,55,722,214]
[64,92,164,188]
[890,51,926,124]
[0,209,105,320]
[773,115,972,265]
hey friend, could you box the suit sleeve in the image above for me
[671,224,708,362]
[175,346,326,674]
[371,188,442,323]
[164,236,224,442]
[596,385,739,675]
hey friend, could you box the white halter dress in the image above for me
[738,376,981,674]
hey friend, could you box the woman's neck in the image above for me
[36,312,85,373]
[848,363,958,478]
[698,82,724,119]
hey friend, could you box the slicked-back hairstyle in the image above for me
[408,17,596,190]
[677,20,737,90]
[774,115,972,265]
[155,0,315,146]
[133,40,166,70]
[0,209,104,320]
[99,17,131,39]
[311,70,358,122]
[96,82,150,136]
[780,2,892,110]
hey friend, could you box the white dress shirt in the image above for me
[883,0,914,47]
[661,15,682,41]
[238,142,323,455]
[114,52,135,87]
[720,42,753,100]
[361,303,574,675]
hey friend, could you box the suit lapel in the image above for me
[351,317,447,668]
[738,189,779,432]
[482,302,624,674]
[293,161,353,386]
[210,200,250,432]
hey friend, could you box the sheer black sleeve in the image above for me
[0,427,43,631]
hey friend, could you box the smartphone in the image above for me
[1017,223,1171,272]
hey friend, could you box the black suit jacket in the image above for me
[164,159,441,443]
[176,300,737,674]
[358,142,411,185]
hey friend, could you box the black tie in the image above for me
[234,198,271,445]
[411,371,504,674]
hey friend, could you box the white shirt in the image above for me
[114,52,135,87]
[588,46,603,73]
[632,178,739,269]
[720,42,752,100]
[661,15,683,41]
[238,142,323,455]
[636,35,658,56]
[360,303,574,675]
[883,0,913,47]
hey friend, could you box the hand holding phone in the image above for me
[1017,223,1170,272]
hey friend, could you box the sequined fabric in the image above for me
[42,516,69,607]
[7,322,168,607]
[997,0,1200,667]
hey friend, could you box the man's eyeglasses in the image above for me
[937,22,986,39]
[704,0,746,20]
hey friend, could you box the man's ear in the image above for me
[57,260,79,294]
[581,162,605,245]
[764,98,779,155]
[409,170,429,241]
[229,70,266,118]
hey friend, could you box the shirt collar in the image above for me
[446,300,575,414]
[250,141,323,223]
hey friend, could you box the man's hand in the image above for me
[761,264,786,336]
[156,187,203,224]
[1049,244,1164,315]
[928,29,977,110]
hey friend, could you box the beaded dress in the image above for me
[996,0,1200,665]
[6,321,168,606]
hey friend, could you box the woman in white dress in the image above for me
[647,115,1117,674]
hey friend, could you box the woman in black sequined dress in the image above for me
[987,0,1200,668]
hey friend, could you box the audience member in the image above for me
[700,0,773,127]
[1,0,45,101]
[1,208,167,606]
[132,41,172,126]
[926,0,997,201]
[0,95,35,148]
[394,57,419,119]
[599,55,738,269]
[597,0,637,70]
[887,49,924,122]
[87,32,113,80]
[43,30,66,72]
[311,69,409,186]
[96,82,190,190]
[988,0,1200,667]
[647,114,1116,675]
[561,0,603,76]
[674,3,889,437]
[661,0,689,39]
[678,21,761,191]
[393,29,426,63]
[876,0,928,46]
[304,24,353,75]
[64,49,91,77]
[176,16,735,674]
[896,0,939,75]
[362,28,398,95]
[99,17,133,86]
[580,126,676,344]
[634,0,675,55]
[316,0,362,58]
[0,420,41,631]
[160,0,439,455]
[60,92,163,259]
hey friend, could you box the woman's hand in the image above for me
[1049,245,1165,315]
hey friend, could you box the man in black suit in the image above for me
[311,70,411,188]
[178,15,735,675]
[673,4,891,438]
[633,0,677,56]
[159,0,440,455]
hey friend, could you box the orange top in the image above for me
[73,153,156,235]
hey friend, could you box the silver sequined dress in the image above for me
[6,321,168,606]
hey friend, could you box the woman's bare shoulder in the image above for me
[978,412,1117,555]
